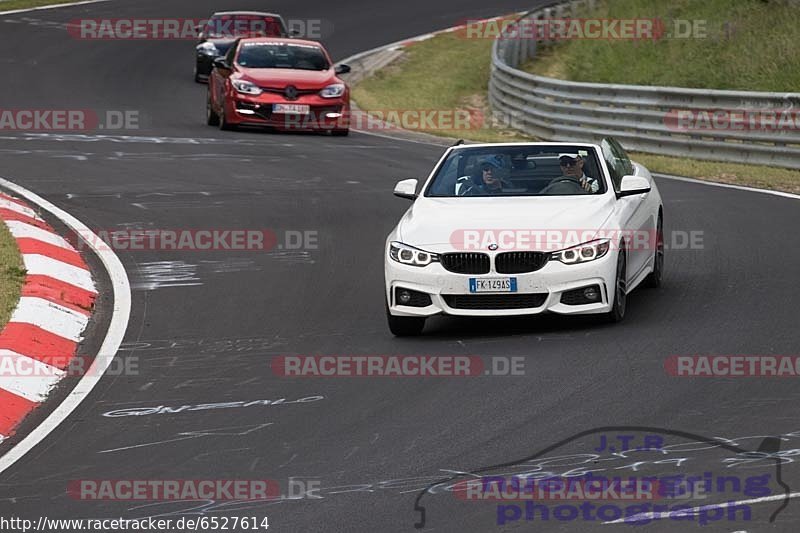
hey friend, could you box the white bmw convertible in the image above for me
[384,139,664,336]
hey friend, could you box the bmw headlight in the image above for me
[197,42,219,56]
[232,80,263,96]
[552,239,610,265]
[389,242,438,267]
[320,83,345,99]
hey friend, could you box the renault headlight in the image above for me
[320,83,345,99]
[232,80,263,96]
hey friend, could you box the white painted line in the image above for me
[9,297,89,342]
[0,176,131,474]
[0,0,118,17]
[603,492,800,524]
[6,220,73,249]
[0,196,41,220]
[22,254,95,293]
[0,349,64,403]
[653,173,800,201]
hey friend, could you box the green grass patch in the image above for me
[352,20,529,143]
[523,0,800,91]
[0,220,25,330]
[0,0,87,11]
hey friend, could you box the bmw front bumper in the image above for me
[384,249,618,317]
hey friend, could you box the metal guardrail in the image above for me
[489,1,800,168]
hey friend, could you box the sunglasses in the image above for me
[560,160,579,167]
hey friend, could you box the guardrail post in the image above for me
[542,7,553,46]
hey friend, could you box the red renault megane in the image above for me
[207,37,351,135]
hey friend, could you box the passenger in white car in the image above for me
[457,159,507,195]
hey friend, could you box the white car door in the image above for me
[601,139,654,283]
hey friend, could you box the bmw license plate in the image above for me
[469,278,517,293]
[273,104,310,115]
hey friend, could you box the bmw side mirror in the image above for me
[618,175,651,197]
[335,64,351,75]
[394,179,418,200]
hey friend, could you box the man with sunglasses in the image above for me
[559,152,599,193]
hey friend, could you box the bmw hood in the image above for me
[395,195,616,252]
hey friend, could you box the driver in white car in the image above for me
[559,153,599,193]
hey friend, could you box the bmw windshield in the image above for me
[425,145,606,197]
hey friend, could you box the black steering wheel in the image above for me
[539,175,587,195]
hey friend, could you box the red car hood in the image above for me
[237,68,338,89]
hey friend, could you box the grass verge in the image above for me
[0,0,90,12]
[352,24,528,144]
[352,20,800,194]
[524,0,800,92]
[0,220,25,330]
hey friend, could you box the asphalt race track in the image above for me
[0,0,799,531]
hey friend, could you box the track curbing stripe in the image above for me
[0,176,130,475]
[6,220,73,249]
[9,297,89,343]
[0,350,65,403]
[0,190,95,441]
[21,254,95,293]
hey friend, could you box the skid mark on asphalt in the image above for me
[130,259,263,291]
[201,258,261,273]
[267,250,315,264]
[119,336,290,353]
[130,261,201,291]
[131,200,226,210]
